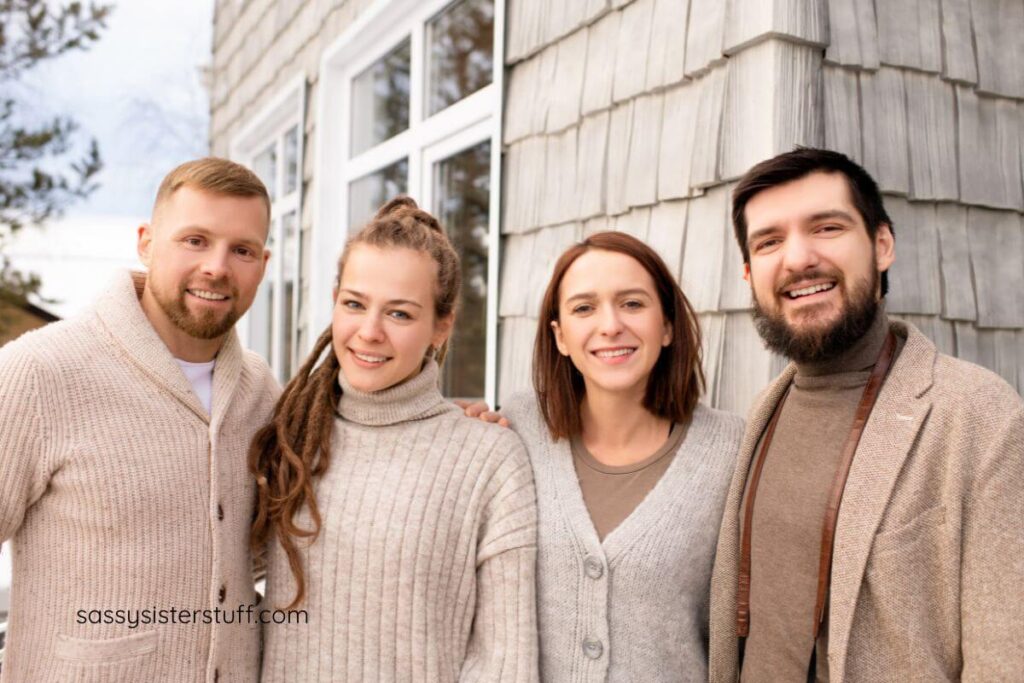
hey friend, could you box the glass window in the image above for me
[253,143,278,201]
[348,157,409,228]
[434,140,490,398]
[427,0,494,116]
[282,210,298,379]
[284,125,300,195]
[351,39,411,157]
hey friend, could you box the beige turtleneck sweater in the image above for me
[740,305,902,682]
[0,270,280,683]
[260,361,539,683]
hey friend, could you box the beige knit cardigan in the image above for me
[260,361,539,683]
[709,321,1024,681]
[0,271,279,683]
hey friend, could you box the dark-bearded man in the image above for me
[709,148,1024,682]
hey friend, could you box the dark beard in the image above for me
[154,281,240,340]
[752,273,878,364]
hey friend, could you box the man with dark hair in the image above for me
[0,158,279,682]
[709,148,1024,681]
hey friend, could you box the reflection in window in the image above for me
[427,0,494,116]
[351,39,411,157]
[282,210,298,379]
[284,126,299,195]
[434,140,489,398]
[253,143,278,201]
[348,158,409,229]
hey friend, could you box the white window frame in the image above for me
[229,74,306,381]
[312,0,505,405]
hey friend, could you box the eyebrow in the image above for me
[747,209,857,245]
[340,288,424,308]
[564,288,653,304]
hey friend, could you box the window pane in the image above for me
[351,38,411,157]
[427,0,494,116]
[433,140,490,398]
[348,158,409,229]
[284,125,299,195]
[282,210,298,379]
[253,143,277,201]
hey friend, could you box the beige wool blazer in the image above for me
[709,321,1024,682]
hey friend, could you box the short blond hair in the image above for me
[153,157,271,222]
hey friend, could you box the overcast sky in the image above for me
[5,0,215,318]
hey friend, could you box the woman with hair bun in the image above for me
[468,231,742,681]
[251,197,538,682]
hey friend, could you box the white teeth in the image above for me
[190,289,228,301]
[354,352,387,363]
[787,282,835,299]
[594,348,634,358]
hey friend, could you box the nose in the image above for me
[201,246,231,281]
[357,313,385,343]
[780,232,820,273]
[596,302,624,337]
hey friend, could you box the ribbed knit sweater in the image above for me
[260,361,539,682]
[0,270,280,682]
[503,395,744,682]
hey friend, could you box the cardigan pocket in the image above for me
[55,629,158,663]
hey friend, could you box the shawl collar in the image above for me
[92,270,245,425]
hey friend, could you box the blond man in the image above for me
[0,158,280,682]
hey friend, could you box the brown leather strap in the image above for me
[736,330,898,641]
[810,330,897,638]
[736,385,789,637]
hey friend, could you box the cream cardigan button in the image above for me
[584,556,604,579]
[582,637,603,659]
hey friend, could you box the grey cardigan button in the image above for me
[584,556,604,579]
[583,637,604,660]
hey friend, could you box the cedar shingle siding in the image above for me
[210,0,1024,413]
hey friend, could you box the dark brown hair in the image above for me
[533,231,705,440]
[731,147,894,295]
[249,196,460,609]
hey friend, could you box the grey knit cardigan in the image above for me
[503,395,743,682]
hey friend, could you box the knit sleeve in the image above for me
[0,343,58,543]
[460,433,539,683]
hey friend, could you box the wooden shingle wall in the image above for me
[500,0,1024,413]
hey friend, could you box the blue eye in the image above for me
[389,310,412,321]
[343,300,364,310]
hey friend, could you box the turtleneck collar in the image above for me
[335,359,457,427]
[794,300,890,381]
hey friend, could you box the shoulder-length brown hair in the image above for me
[533,231,704,440]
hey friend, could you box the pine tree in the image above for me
[0,0,112,323]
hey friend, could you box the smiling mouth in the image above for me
[783,282,836,300]
[187,288,230,302]
[591,347,636,359]
[350,349,390,365]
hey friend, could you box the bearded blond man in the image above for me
[0,158,280,682]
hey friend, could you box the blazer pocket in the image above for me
[55,629,158,664]
[871,504,946,556]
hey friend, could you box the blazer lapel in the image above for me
[827,322,936,680]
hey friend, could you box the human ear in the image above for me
[875,223,895,273]
[432,313,455,349]
[551,320,569,356]
[742,261,750,282]
[137,224,153,267]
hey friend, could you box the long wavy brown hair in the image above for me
[249,196,461,609]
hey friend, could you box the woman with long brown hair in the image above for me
[250,197,538,682]
[472,231,742,681]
